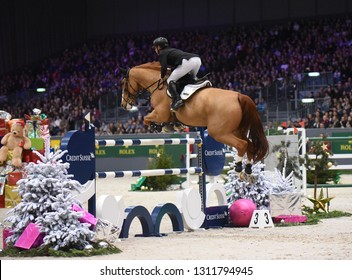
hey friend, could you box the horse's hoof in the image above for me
[150,123,162,132]
[162,123,174,133]
[239,172,256,184]
[173,122,184,132]
[247,174,256,184]
[234,161,243,173]
[245,163,252,175]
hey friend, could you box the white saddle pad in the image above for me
[167,80,212,100]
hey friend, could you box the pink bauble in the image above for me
[229,199,257,227]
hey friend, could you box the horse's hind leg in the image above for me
[237,136,254,175]
[210,132,248,171]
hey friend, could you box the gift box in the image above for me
[14,223,44,249]
[0,194,4,208]
[26,120,41,139]
[0,119,6,136]
[3,227,14,249]
[30,138,44,150]
[269,192,302,217]
[31,149,44,163]
[0,176,5,195]
[23,149,44,163]
[72,204,97,229]
[5,184,21,208]
[272,215,307,224]
[7,171,22,185]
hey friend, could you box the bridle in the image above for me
[121,68,166,107]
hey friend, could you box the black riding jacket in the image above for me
[158,47,199,78]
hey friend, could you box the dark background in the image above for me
[1,0,352,75]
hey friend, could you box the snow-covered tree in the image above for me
[5,149,94,250]
[225,150,272,209]
[36,192,94,250]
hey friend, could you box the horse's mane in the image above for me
[135,61,161,71]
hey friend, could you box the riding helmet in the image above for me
[152,37,169,49]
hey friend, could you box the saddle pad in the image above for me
[180,80,212,100]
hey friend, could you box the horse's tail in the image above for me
[238,94,269,163]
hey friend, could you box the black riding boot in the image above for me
[168,81,183,111]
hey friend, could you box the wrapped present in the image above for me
[72,204,97,229]
[0,176,5,195]
[25,111,49,139]
[22,149,32,163]
[7,171,22,185]
[272,215,307,224]
[5,184,21,208]
[30,138,44,150]
[3,227,14,249]
[0,110,11,121]
[269,192,302,217]
[14,223,44,249]
[0,119,6,136]
[23,149,44,163]
[31,149,44,163]
[26,119,41,139]
[0,194,4,208]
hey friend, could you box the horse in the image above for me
[120,61,269,177]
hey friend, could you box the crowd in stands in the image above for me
[0,15,352,136]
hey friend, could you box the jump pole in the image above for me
[61,120,207,217]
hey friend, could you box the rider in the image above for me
[152,37,202,111]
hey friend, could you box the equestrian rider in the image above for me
[152,37,202,111]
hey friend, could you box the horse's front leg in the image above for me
[144,108,173,126]
[143,109,160,127]
[143,109,164,132]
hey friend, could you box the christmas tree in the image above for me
[225,150,271,210]
[304,135,335,212]
[5,149,94,250]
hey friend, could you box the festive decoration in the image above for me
[4,184,21,208]
[269,152,303,217]
[25,108,48,139]
[0,110,11,136]
[272,215,307,224]
[0,121,31,167]
[271,140,303,180]
[304,135,335,212]
[93,219,121,246]
[229,199,257,227]
[225,150,271,210]
[272,166,295,194]
[306,188,334,213]
[2,225,13,249]
[144,147,179,191]
[72,204,98,230]
[4,149,94,250]
[14,223,44,249]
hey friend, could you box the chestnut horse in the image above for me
[120,62,269,175]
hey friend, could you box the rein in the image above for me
[122,68,166,105]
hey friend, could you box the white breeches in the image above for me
[167,57,201,84]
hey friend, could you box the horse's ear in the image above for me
[118,66,128,75]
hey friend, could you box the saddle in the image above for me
[167,74,212,101]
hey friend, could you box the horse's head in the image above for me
[120,67,139,110]
[120,62,166,110]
